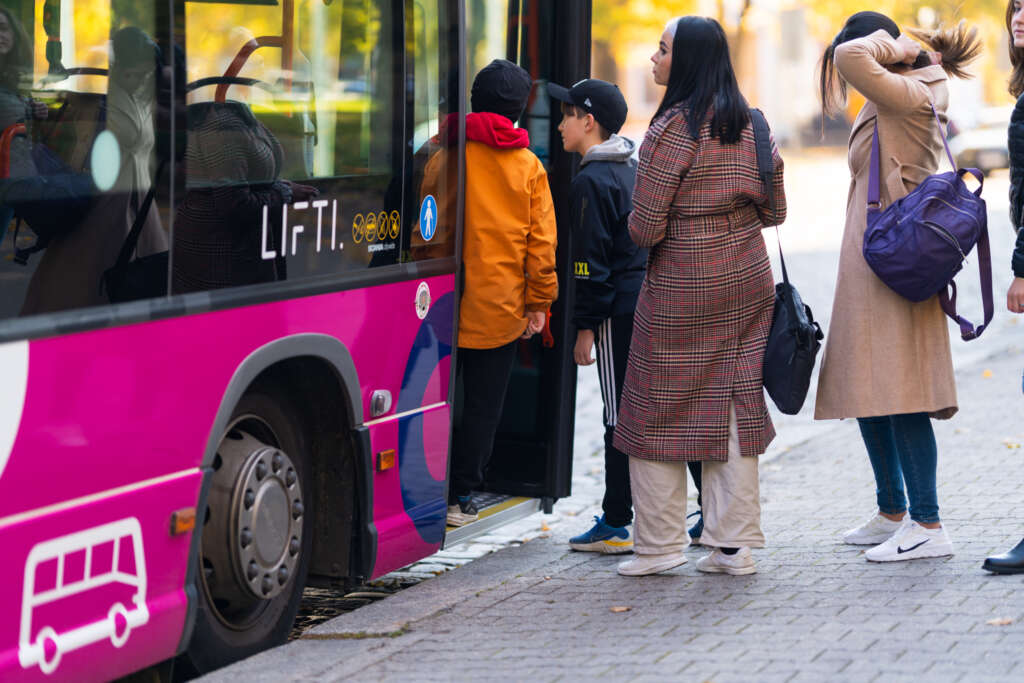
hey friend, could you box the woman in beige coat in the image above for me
[815,12,980,562]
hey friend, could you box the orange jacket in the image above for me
[421,114,558,349]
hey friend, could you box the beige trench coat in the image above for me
[815,30,957,420]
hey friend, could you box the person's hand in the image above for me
[29,100,47,120]
[1008,277,1024,314]
[574,329,596,366]
[895,35,921,63]
[522,310,546,338]
[285,181,319,202]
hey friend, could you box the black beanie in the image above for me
[832,11,900,50]
[471,59,532,122]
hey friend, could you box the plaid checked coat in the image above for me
[613,104,786,462]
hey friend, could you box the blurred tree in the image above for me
[809,0,1006,29]
[591,0,695,81]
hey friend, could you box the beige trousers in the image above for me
[628,405,765,554]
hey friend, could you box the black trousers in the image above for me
[594,314,636,528]
[450,339,518,501]
[688,461,703,510]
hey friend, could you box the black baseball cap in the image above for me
[549,79,628,134]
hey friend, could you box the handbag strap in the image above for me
[750,108,799,316]
[113,159,167,270]
[867,104,994,341]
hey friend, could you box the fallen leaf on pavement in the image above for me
[610,606,631,613]
[986,617,1013,626]
[982,369,993,378]
[1003,439,1021,450]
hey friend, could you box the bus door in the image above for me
[446,0,591,546]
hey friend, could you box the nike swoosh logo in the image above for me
[897,539,929,554]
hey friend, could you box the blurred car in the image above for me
[949,106,1013,175]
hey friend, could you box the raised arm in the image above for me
[834,29,932,114]
[629,112,696,248]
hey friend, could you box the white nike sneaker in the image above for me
[843,513,905,545]
[696,547,756,575]
[864,520,954,562]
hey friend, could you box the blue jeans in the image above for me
[856,413,940,524]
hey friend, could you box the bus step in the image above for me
[442,492,540,549]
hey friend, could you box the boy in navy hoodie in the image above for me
[550,79,645,553]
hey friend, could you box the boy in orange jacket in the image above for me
[421,59,558,526]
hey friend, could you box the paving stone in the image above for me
[203,333,1024,680]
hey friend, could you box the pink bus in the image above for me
[0,0,590,679]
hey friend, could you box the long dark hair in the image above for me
[820,11,981,119]
[652,16,749,145]
[0,7,32,92]
[1008,0,1024,96]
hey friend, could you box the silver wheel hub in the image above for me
[205,427,304,610]
[231,438,303,599]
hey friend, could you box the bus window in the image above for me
[0,0,170,321]
[406,0,455,263]
[173,0,403,294]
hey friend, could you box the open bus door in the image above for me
[445,0,591,546]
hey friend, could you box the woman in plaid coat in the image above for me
[614,16,786,577]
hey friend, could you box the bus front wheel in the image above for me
[180,387,313,675]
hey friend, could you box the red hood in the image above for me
[437,112,530,149]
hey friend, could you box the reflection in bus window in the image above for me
[175,0,403,293]
[21,26,167,314]
[0,0,168,322]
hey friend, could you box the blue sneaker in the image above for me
[688,510,704,545]
[569,515,633,554]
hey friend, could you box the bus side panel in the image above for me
[0,474,200,683]
[0,274,455,679]
[369,401,451,578]
[0,275,455,520]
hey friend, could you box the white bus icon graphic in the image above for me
[19,518,149,674]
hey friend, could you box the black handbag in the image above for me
[751,109,824,415]
[102,160,168,303]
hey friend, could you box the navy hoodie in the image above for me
[571,135,646,330]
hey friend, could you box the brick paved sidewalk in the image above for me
[204,345,1024,683]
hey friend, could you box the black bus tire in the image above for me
[178,387,313,676]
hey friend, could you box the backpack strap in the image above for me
[111,159,167,271]
[938,229,994,341]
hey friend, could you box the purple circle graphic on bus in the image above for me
[397,291,453,544]
[419,195,437,242]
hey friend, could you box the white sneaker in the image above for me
[864,520,954,562]
[843,513,905,545]
[696,547,756,575]
[617,552,688,576]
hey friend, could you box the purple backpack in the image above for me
[862,104,993,340]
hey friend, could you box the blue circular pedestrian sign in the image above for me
[420,195,438,242]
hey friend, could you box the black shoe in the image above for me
[983,538,1024,574]
[687,510,704,544]
[446,495,479,526]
